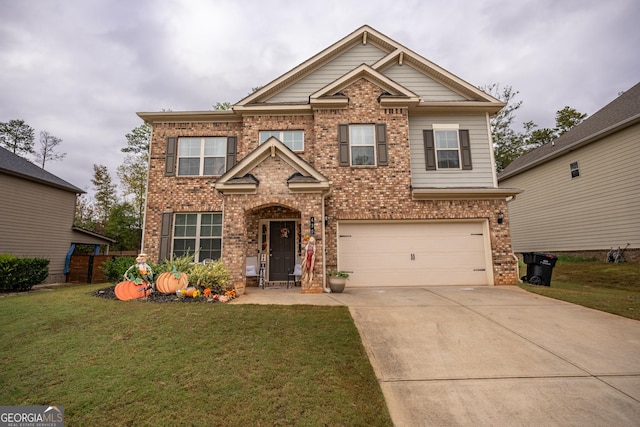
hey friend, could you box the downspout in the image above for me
[140,121,153,253]
[505,195,521,283]
[322,187,333,293]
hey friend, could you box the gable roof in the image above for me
[0,146,84,193]
[498,81,640,181]
[309,64,420,107]
[236,25,501,110]
[139,25,504,123]
[214,137,330,194]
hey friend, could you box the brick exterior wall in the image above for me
[142,77,520,291]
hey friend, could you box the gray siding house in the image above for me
[498,82,640,262]
[0,147,112,283]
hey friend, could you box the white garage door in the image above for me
[337,221,492,286]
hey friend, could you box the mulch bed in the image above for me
[93,286,224,303]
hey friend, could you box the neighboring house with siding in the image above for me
[0,146,113,283]
[498,81,640,262]
[138,25,522,293]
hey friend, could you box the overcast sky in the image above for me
[1,0,638,195]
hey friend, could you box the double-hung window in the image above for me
[570,161,580,178]
[172,213,222,262]
[338,123,388,167]
[259,130,304,151]
[423,126,472,171]
[349,125,376,166]
[434,129,461,169]
[177,137,226,176]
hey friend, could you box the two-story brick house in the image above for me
[138,26,521,293]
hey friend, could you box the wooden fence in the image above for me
[67,255,129,284]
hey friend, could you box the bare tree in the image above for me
[34,130,66,168]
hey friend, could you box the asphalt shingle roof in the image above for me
[498,81,640,180]
[0,146,84,193]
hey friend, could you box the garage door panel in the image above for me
[338,222,490,287]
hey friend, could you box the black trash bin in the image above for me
[522,252,558,286]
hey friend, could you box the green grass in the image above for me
[0,285,392,426]
[520,260,640,320]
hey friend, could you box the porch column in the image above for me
[222,199,247,291]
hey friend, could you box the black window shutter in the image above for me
[423,130,436,170]
[226,136,237,172]
[338,124,349,166]
[459,130,472,170]
[165,137,177,176]
[159,212,173,262]
[376,124,388,166]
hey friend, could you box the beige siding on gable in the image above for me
[0,175,79,281]
[383,63,467,101]
[267,43,388,103]
[409,115,496,188]
[501,124,640,253]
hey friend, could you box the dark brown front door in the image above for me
[269,221,295,281]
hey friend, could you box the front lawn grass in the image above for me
[520,258,640,320]
[0,284,392,426]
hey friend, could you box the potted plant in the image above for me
[328,269,349,293]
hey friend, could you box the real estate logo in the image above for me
[0,405,64,427]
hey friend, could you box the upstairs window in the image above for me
[337,124,388,167]
[177,137,227,176]
[570,161,580,178]
[259,130,304,151]
[423,127,472,171]
[434,129,461,169]
[350,124,376,166]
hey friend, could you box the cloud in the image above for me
[1,0,639,194]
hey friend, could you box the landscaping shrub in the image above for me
[100,256,136,284]
[0,254,49,292]
[152,253,194,275]
[188,260,230,292]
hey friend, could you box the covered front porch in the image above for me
[214,137,331,294]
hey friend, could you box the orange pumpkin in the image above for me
[115,281,151,301]
[155,271,189,294]
[184,287,197,297]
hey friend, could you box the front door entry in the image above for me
[269,221,295,281]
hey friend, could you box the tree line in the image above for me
[0,119,66,168]
[482,84,587,172]
[0,119,149,253]
[74,124,151,252]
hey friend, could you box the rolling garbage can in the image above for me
[521,252,558,286]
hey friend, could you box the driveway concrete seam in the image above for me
[423,287,596,375]
[595,375,640,404]
[419,287,640,405]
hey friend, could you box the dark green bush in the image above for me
[100,256,137,284]
[0,255,50,292]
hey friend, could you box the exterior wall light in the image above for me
[497,211,504,224]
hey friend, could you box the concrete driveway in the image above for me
[233,286,640,426]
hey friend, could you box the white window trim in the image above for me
[177,137,226,176]
[259,130,305,152]
[349,124,377,167]
[172,212,223,262]
[433,124,461,170]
